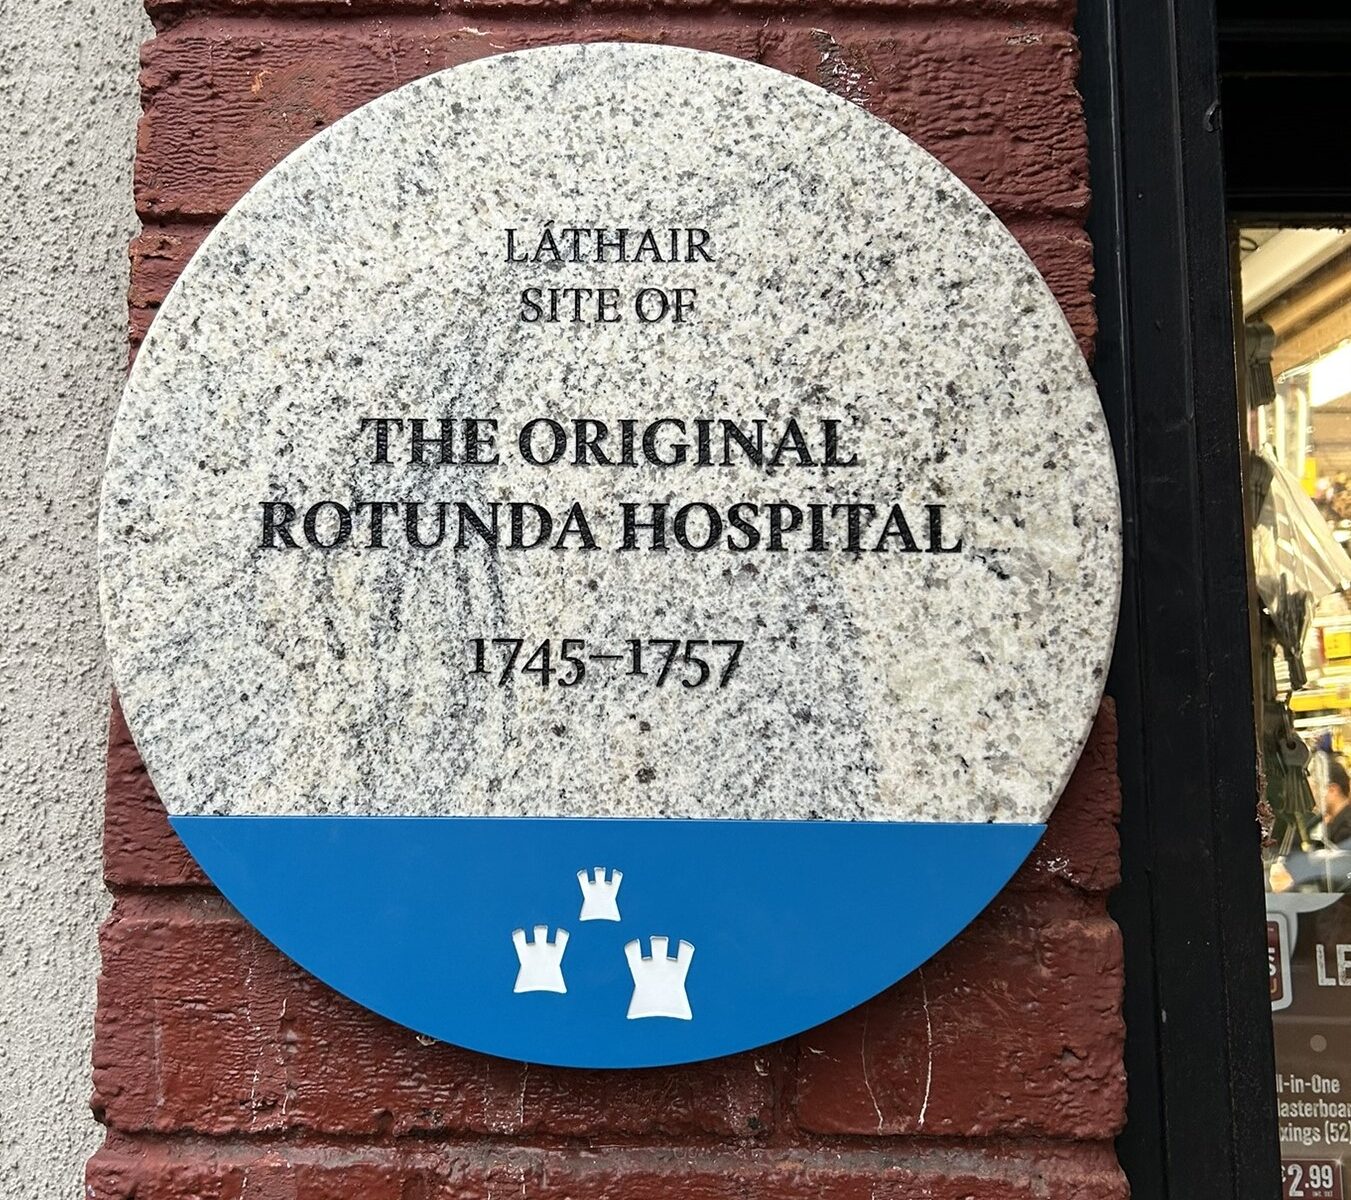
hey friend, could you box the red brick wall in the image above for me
[91,6,1127,1196]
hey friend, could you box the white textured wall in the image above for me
[0,0,149,1191]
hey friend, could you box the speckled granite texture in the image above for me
[100,43,1120,824]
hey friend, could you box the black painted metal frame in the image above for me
[1077,1,1282,1196]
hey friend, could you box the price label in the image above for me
[1324,629,1351,662]
[1284,1160,1343,1200]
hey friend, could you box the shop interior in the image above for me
[1245,228,1351,870]
[1242,227,1351,1188]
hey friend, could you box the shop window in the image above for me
[1243,226,1351,1197]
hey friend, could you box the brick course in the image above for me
[133,17,1087,220]
[94,5,1126,1194]
[89,1139,1128,1200]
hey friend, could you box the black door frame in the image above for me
[1077,1,1282,1196]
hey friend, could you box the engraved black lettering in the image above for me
[260,501,298,548]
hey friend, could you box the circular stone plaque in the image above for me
[101,43,1120,1067]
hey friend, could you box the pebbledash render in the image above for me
[88,7,1128,1200]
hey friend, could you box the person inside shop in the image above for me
[1271,760,1351,892]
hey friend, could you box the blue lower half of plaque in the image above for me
[170,816,1044,1067]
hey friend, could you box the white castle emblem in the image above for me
[512,925,569,994]
[624,936,694,1020]
[577,867,623,921]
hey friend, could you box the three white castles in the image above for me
[512,867,694,1021]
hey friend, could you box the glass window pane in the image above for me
[1243,225,1351,1197]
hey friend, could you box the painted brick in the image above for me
[793,897,1126,1139]
[1012,698,1121,895]
[144,0,1077,26]
[93,890,1121,1140]
[758,22,1087,213]
[105,697,207,888]
[94,893,776,1137]
[87,1142,1128,1200]
[129,224,211,346]
[134,16,1085,221]
[97,4,1125,1194]
[1005,216,1097,358]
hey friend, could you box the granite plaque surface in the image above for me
[100,43,1120,1066]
